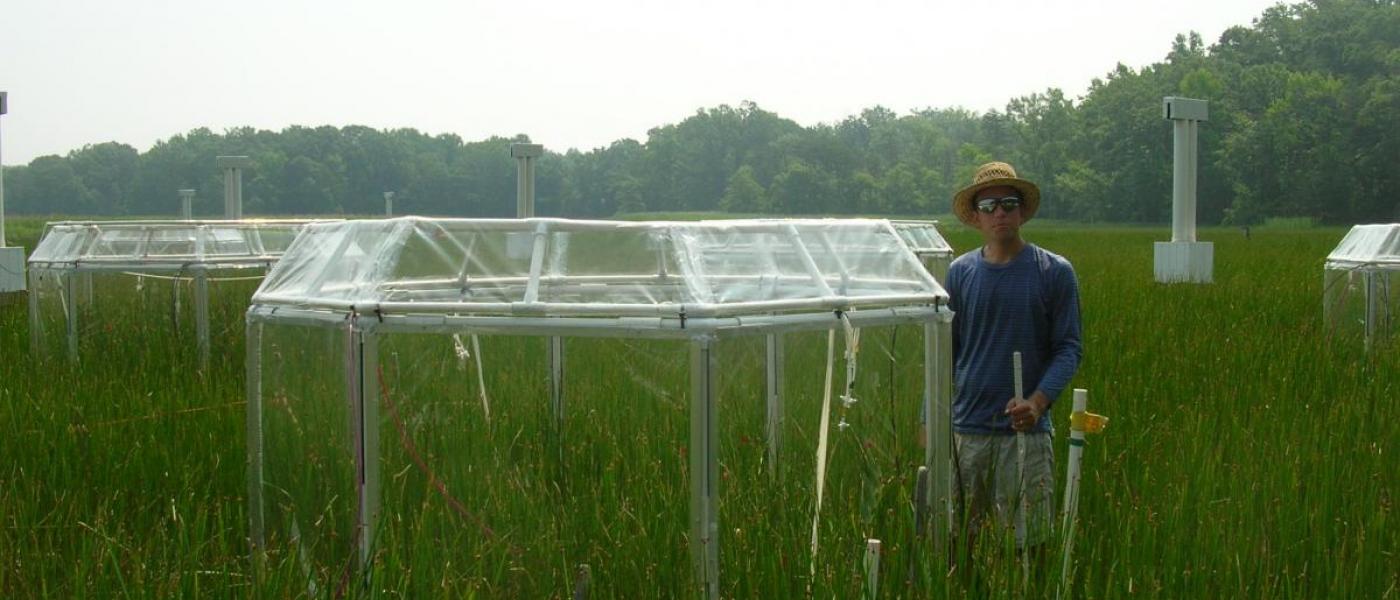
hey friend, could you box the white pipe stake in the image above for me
[864,538,881,600]
[1060,388,1090,596]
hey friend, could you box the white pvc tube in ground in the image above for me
[864,538,881,599]
[1060,388,1089,590]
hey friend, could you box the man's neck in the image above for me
[981,237,1026,264]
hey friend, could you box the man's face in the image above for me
[973,185,1025,242]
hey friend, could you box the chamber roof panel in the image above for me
[253,217,947,319]
[27,220,318,270]
[1327,224,1400,267]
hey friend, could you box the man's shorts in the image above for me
[953,432,1055,548]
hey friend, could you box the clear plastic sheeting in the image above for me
[28,219,307,271]
[1325,224,1399,350]
[27,220,316,363]
[246,217,956,597]
[891,220,955,283]
[253,217,947,318]
[1326,223,1400,267]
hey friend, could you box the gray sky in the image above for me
[1,0,1282,165]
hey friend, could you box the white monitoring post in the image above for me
[216,155,253,219]
[1154,97,1213,283]
[0,91,25,293]
[179,189,196,220]
[384,191,394,217]
[511,143,543,218]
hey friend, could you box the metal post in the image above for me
[511,143,543,218]
[28,269,42,354]
[1365,270,1376,352]
[924,319,953,546]
[359,326,381,574]
[514,144,564,442]
[1186,120,1199,243]
[0,91,7,247]
[179,189,195,220]
[0,91,24,294]
[765,333,784,478]
[64,272,79,362]
[194,270,210,368]
[383,191,394,217]
[216,156,252,219]
[1171,120,1191,243]
[246,319,265,555]
[1156,97,1212,283]
[689,335,720,599]
[549,336,565,428]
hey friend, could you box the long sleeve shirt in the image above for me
[945,243,1082,435]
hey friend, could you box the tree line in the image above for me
[4,0,1396,225]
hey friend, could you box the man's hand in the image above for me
[1004,391,1050,432]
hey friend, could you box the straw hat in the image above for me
[952,161,1041,227]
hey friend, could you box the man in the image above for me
[944,161,1082,559]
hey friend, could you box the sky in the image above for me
[0,0,1284,165]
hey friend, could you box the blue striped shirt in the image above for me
[946,243,1082,435]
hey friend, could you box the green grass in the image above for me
[1,220,1396,598]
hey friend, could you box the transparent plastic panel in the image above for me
[672,228,816,305]
[259,221,399,304]
[257,218,946,316]
[256,226,300,254]
[204,226,256,257]
[88,228,150,258]
[1325,266,1397,345]
[796,221,941,299]
[1327,224,1400,265]
[713,324,932,597]
[367,333,692,596]
[144,229,199,258]
[27,220,310,267]
[537,229,688,306]
[891,220,954,254]
[254,319,942,595]
[27,268,264,362]
[256,324,358,595]
[28,226,87,264]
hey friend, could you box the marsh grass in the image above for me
[1,219,1395,598]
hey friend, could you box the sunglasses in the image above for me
[975,196,1023,214]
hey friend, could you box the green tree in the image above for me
[718,165,769,213]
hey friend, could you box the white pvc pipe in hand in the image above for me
[1013,351,1028,585]
[1013,352,1024,401]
